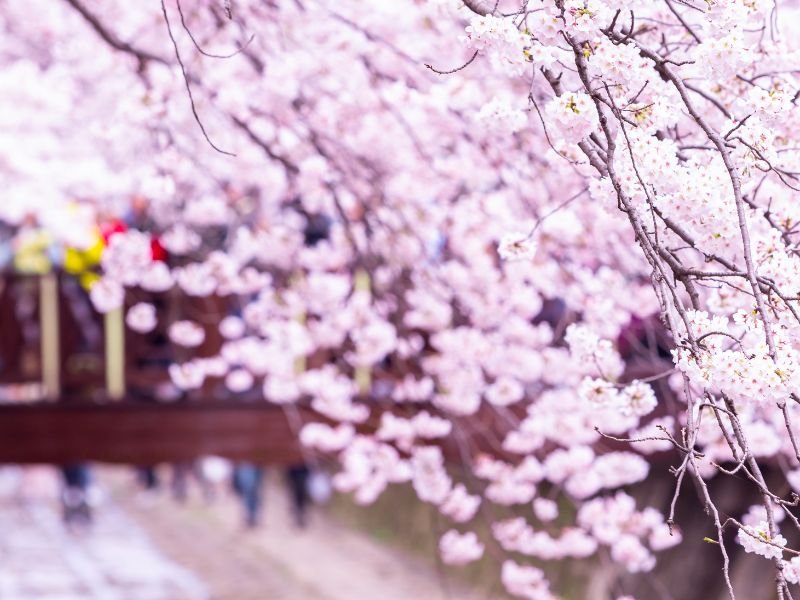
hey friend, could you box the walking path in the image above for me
[113,469,480,600]
[0,468,206,599]
[0,467,487,600]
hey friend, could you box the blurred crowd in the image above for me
[1,460,331,532]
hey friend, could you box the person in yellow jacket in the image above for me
[63,228,104,290]
[12,213,54,275]
[12,204,105,288]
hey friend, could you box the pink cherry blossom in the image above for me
[125,302,157,334]
[439,530,485,565]
[89,278,124,314]
[219,315,246,340]
[225,369,254,393]
[168,320,205,348]
[139,261,173,293]
[498,233,537,262]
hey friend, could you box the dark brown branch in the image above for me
[230,116,298,174]
[161,0,236,157]
[426,50,479,75]
[461,0,495,16]
[63,0,169,67]
[175,0,255,60]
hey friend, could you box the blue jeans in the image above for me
[233,463,264,527]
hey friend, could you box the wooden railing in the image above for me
[0,400,312,464]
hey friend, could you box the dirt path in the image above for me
[108,469,483,600]
[0,467,206,599]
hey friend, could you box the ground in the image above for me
[0,468,204,599]
[0,466,484,600]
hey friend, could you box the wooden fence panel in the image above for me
[0,401,312,465]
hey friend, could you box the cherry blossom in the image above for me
[125,302,157,334]
[463,15,529,76]
[168,361,205,391]
[497,233,537,262]
[439,484,481,523]
[167,320,206,348]
[439,530,485,565]
[225,369,254,393]
[89,278,124,314]
[544,93,599,145]
[300,423,356,453]
[738,521,787,561]
[140,261,174,293]
[501,561,556,600]
[219,315,246,340]
[533,498,558,523]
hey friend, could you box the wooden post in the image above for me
[289,272,307,375]
[294,309,307,375]
[105,306,125,400]
[354,268,371,396]
[39,272,60,400]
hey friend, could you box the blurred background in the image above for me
[0,214,505,600]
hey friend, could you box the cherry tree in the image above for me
[2,0,800,598]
